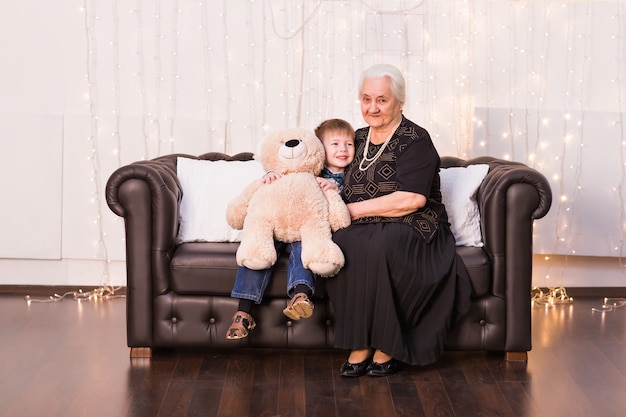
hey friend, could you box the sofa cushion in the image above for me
[171,242,491,298]
[176,158,264,243]
[455,246,491,297]
[440,164,489,247]
[171,242,312,298]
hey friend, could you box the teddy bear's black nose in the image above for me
[285,139,301,148]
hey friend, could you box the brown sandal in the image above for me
[226,311,256,340]
[282,293,314,320]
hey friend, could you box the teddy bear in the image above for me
[226,127,351,277]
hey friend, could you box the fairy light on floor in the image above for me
[531,286,573,308]
[24,287,125,305]
[592,297,626,313]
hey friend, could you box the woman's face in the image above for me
[360,76,403,131]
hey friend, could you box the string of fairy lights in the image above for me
[167,1,180,155]
[83,0,115,297]
[614,1,626,270]
[536,1,581,305]
[27,0,117,303]
[111,0,123,167]
[199,0,215,149]
[21,1,626,308]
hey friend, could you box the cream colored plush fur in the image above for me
[226,128,351,277]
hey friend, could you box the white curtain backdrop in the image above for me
[0,0,624,286]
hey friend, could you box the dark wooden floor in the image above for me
[1,294,626,417]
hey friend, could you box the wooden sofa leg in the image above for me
[505,351,528,361]
[130,347,152,358]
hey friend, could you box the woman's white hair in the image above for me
[358,64,406,104]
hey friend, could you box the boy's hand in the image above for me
[317,177,339,192]
[263,171,282,184]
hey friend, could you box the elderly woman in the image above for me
[327,64,472,377]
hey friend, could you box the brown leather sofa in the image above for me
[105,152,552,360]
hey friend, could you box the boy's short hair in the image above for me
[314,119,355,141]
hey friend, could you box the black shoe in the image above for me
[366,359,403,377]
[340,357,373,377]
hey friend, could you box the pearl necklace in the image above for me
[358,121,401,171]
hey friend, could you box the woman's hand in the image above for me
[347,191,426,220]
[317,177,339,192]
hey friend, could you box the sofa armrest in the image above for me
[469,157,552,293]
[441,156,552,352]
[441,156,552,278]
[105,155,183,347]
[106,151,255,348]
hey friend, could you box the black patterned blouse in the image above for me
[341,115,447,242]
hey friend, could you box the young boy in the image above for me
[226,119,355,340]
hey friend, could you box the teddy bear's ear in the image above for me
[256,130,283,172]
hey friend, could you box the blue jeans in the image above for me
[230,240,316,303]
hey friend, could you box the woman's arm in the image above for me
[347,191,426,220]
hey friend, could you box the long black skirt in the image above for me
[326,222,472,366]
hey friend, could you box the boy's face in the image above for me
[321,131,355,173]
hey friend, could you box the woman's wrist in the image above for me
[347,202,361,220]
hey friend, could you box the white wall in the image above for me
[0,0,625,288]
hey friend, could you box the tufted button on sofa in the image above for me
[105,152,552,360]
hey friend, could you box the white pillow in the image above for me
[176,157,264,243]
[439,164,489,247]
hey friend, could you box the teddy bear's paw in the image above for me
[331,216,351,231]
[236,236,277,270]
[328,205,351,231]
[307,261,343,278]
[241,258,274,271]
